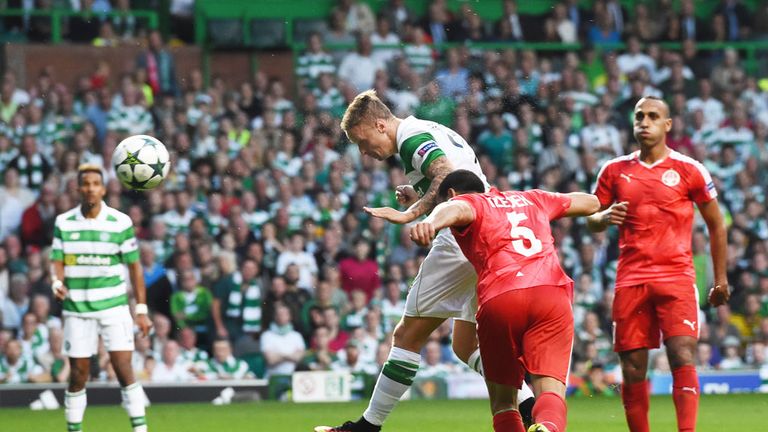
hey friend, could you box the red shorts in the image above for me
[476,285,574,388]
[612,280,699,352]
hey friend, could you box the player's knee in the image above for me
[667,347,696,369]
[68,366,88,391]
[619,357,647,382]
[112,362,135,386]
[392,318,433,351]
[392,321,421,352]
[392,320,409,345]
[622,368,646,383]
[665,337,697,369]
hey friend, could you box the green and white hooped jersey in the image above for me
[51,203,139,319]
[181,347,209,365]
[0,356,43,383]
[205,356,251,380]
[396,116,489,196]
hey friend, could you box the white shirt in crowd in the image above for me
[259,327,306,377]
[338,53,385,92]
[152,360,193,382]
[686,97,725,130]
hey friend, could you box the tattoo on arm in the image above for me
[406,156,454,219]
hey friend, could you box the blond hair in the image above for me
[340,89,394,133]
[77,163,103,185]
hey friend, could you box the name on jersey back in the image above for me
[485,193,533,209]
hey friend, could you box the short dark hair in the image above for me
[438,170,485,201]
[636,95,670,118]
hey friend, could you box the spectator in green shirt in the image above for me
[298,326,338,371]
[414,81,456,128]
[171,269,213,346]
[477,111,514,171]
[572,364,617,397]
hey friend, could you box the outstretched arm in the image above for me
[563,192,601,217]
[365,156,454,224]
[403,156,454,220]
[410,200,475,246]
[698,199,729,306]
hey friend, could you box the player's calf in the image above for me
[65,389,87,432]
[121,382,148,432]
[493,410,526,432]
[530,392,566,432]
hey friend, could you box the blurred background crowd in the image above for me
[1,0,768,398]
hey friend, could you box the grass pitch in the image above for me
[1,394,764,431]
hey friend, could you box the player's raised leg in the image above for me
[363,316,444,426]
[619,349,650,432]
[314,316,444,432]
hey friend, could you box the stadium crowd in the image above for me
[1,0,768,397]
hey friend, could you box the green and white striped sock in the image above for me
[363,346,421,426]
[121,383,147,432]
[65,389,87,432]
[467,348,484,376]
[130,416,147,432]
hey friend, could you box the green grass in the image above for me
[1,394,765,431]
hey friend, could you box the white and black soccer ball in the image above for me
[112,135,171,191]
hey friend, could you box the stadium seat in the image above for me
[249,19,286,49]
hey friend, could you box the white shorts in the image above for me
[63,306,135,357]
[405,229,478,323]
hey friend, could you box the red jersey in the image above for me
[450,188,573,307]
[593,149,717,287]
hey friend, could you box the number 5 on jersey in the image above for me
[507,212,543,257]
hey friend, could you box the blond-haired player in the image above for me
[315,91,534,432]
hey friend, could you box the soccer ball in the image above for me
[112,135,171,190]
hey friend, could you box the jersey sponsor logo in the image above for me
[100,232,110,242]
[70,232,80,240]
[417,141,437,156]
[619,173,633,183]
[683,319,696,331]
[64,254,113,266]
[662,169,681,187]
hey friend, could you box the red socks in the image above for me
[493,409,526,432]
[621,381,650,432]
[672,365,699,432]
[532,392,567,432]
